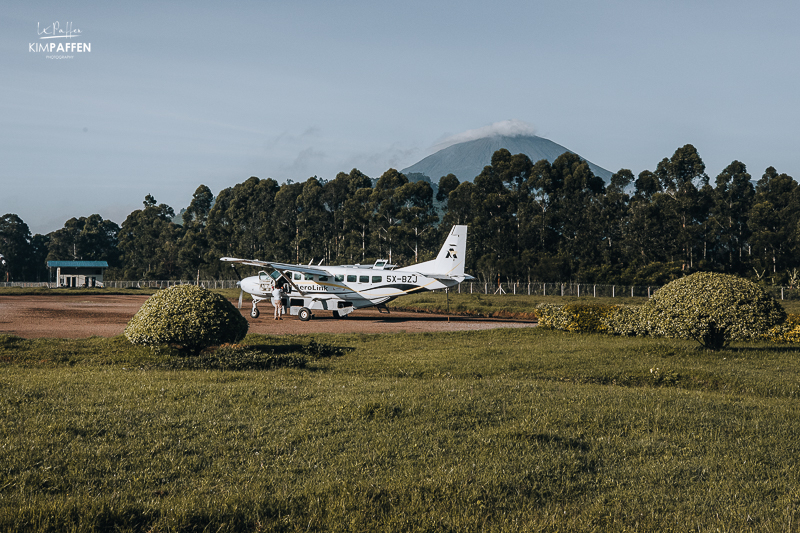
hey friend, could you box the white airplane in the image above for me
[221,225,473,320]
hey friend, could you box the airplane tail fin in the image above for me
[433,225,468,278]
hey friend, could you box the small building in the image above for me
[47,261,108,288]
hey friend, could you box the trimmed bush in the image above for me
[536,303,619,334]
[765,314,800,343]
[602,305,645,337]
[125,285,248,353]
[635,272,786,350]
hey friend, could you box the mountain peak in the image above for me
[401,134,612,183]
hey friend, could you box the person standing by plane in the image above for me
[271,284,283,320]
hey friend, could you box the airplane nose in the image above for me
[240,277,259,294]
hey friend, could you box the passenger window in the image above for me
[293,273,301,280]
[305,273,314,280]
[335,275,344,282]
[347,275,356,282]
[359,275,369,283]
[319,276,328,282]
[372,276,382,283]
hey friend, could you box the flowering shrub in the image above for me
[602,305,646,336]
[765,314,800,343]
[536,303,620,333]
[635,272,786,350]
[125,285,248,354]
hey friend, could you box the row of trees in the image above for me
[2,144,799,286]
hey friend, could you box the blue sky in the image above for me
[2,0,799,234]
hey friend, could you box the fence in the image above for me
[3,279,800,300]
[454,282,659,298]
[449,281,800,301]
[102,280,240,290]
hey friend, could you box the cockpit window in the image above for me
[259,271,270,281]
[270,271,282,280]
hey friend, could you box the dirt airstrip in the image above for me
[0,294,536,339]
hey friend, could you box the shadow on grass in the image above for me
[513,432,592,452]
[157,340,356,372]
[725,345,800,353]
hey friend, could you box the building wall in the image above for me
[56,267,104,287]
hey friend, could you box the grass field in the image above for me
[3,326,800,531]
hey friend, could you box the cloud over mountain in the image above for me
[433,120,537,151]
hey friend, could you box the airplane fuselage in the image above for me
[223,225,472,320]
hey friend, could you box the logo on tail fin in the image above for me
[445,247,457,259]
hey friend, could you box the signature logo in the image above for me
[445,247,458,259]
[37,21,82,39]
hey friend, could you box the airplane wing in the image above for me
[430,273,476,282]
[220,257,332,277]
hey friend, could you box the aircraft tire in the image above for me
[299,307,312,321]
[251,308,259,319]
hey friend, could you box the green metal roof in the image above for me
[47,261,109,268]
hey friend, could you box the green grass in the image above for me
[3,329,800,531]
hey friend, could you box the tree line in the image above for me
[1,144,799,287]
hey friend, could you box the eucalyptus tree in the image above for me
[0,214,33,281]
[118,195,183,279]
[324,169,372,262]
[178,184,214,280]
[620,170,673,270]
[206,177,280,271]
[597,169,633,278]
[436,173,460,207]
[748,167,800,276]
[550,152,606,278]
[470,151,517,282]
[47,214,120,264]
[395,179,438,264]
[654,144,710,269]
[271,181,305,263]
[296,176,332,264]
[370,168,409,264]
[710,161,754,272]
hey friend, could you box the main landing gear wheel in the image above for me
[250,307,259,318]
[299,307,312,321]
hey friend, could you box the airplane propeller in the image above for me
[230,264,244,309]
